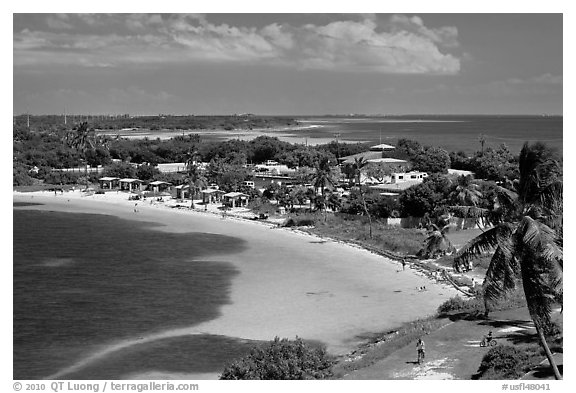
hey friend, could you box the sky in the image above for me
[13,12,563,116]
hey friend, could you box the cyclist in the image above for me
[485,331,493,344]
[416,338,426,363]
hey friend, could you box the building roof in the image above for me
[339,151,383,164]
[201,189,225,194]
[367,158,408,164]
[369,180,422,193]
[149,181,171,186]
[175,184,190,189]
[156,162,187,173]
[370,143,396,151]
[223,192,249,198]
[99,177,119,181]
[119,178,143,183]
[448,169,475,177]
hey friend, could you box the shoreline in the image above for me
[13,190,460,380]
[96,124,365,146]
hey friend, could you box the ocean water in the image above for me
[296,115,563,155]
[13,206,256,379]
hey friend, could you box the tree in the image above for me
[412,147,451,174]
[103,161,136,179]
[353,157,369,186]
[185,149,206,209]
[472,144,517,181]
[420,222,456,259]
[326,192,342,213]
[478,134,487,155]
[396,138,423,159]
[220,337,333,380]
[64,122,98,188]
[450,175,485,229]
[311,157,335,196]
[136,163,161,181]
[365,162,394,183]
[454,142,562,380]
[399,176,453,218]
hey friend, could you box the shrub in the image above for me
[219,337,333,380]
[476,345,529,380]
[437,295,484,316]
[13,164,34,186]
[42,171,81,185]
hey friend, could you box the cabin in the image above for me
[119,178,144,192]
[201,189,225,204]
[98,177,120,190]
[147,181,172,193]
[175,184,191,199]
[222,192,249,208]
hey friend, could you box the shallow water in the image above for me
[13,208,248,379]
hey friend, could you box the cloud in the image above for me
[14,14,461,74]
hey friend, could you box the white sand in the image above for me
[14,191,458,379]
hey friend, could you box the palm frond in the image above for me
[518,252,555,328]
[483,246,518,304]
[449,205,490,218]
[516,216,562,260]
[538,181,563,214]
[454,224,513,270]
[494,185,518,209]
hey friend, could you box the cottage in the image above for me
[119,178,144,192]
[98,177,120,190]
[223,192,249,208]
[148,181,172,193]
[201,189,225,204]
[175,184,191,199]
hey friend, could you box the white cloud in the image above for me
[14,14,461,74]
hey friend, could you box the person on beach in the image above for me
[416,338,426,363]
[134,203,138,213]
[401,258,407,271]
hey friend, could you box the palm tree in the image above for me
[450,175,484,229]
[421,221,456,259]
[353,157,369,186]
[64,122,97,189]
[312,158,335,196]
[478,134,487,155]
[454,142,563,380]
[185,149,205,209]
[326,192,342,213]
[352,157,375,238]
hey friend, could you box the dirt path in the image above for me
[342,308,548,380]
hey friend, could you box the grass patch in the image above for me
[438,288,528,320]
[301,213,425,256]
[331,317,445,378]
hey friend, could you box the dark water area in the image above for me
[297,115,563,156]
[64,334,259,379]
[13,202,44,207]
[13,208,247,379]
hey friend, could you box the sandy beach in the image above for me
[13,190,459,379]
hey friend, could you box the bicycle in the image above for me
[417,349,425,364]
[480,337,497,347]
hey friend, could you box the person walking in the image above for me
[401,258,407,271]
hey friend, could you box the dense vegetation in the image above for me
[219,337,334,380]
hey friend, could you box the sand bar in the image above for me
[13,191,458,379]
